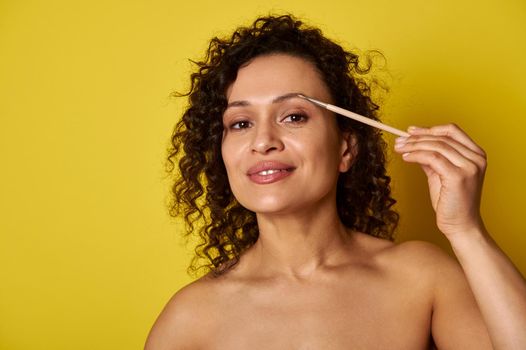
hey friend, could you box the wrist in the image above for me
[439,215,486,243]
[449,226,494,261]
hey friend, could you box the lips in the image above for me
[247,161,295,184]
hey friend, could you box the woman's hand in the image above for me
[393,124,487,241]
[395,123,526,349]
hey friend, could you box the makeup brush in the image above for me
[297,94,409,137]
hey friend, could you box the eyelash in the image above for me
[229,112,309,130]
[230,120,251,129]
[283,113,308,123]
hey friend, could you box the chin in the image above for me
[236,195,296,214]
[232,184,334,215]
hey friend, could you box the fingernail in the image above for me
[408,126,422,132]
[395,137,407,145]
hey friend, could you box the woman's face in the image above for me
[221,54,354,215]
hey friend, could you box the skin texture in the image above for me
[145,54,526,350]
[221,58,351,218]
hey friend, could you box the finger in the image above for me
[407,124,486,158]
[421,164,435,178]
[402,149,460,178]
[395,138,477,169]
[395,135,486,168]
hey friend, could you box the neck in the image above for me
[246,198,354,280]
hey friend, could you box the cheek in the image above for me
[287,129,341,166]
[221,143,232,172]
[221,138,244,176]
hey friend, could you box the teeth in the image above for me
[258,169,283,176]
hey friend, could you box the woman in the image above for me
[145,14,526,349]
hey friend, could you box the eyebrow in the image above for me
[225,92,305,110]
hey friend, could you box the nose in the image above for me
[251,121,284,154]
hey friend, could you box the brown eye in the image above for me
[231,120,251,129]
[283,113,308,123]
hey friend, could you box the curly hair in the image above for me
[166,13,399,278]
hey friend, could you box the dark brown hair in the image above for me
[167,14,399,278]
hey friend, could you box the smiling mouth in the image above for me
[256,169,292,176]
[248,168,295,184]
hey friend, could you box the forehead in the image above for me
[225,54,333,104]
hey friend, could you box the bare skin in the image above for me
[149,234,492,350]
[145,54,526,349]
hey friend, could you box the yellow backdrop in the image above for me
[1,0,525,348]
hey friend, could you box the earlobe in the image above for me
[339,133,358,172]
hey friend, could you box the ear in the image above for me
[339,132,358,173]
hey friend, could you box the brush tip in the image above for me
[296,94,327,108]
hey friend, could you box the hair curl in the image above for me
[166,14,399,278]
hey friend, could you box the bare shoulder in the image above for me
[351,233,462,286]
[372,238,491,348]
[389,239,467,284]
[386,240,470,284]
[385,239,457,267]
[144,275,218,350]
[353,232,453,267]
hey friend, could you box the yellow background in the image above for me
[1,0,525,348]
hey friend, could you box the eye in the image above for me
[282,113,308,123]
[230,120,252,130]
